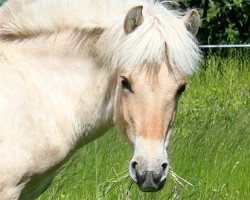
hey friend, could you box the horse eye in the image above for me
[177,84,186,96]
[121,77,133,93]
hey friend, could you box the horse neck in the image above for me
[1,30,117,149]
[75,70,118,147]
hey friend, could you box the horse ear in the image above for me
[183,9,200,36]
[124,6,144,34]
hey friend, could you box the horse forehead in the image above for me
[132,64,184,92]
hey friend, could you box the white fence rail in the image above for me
[200,44,250,48]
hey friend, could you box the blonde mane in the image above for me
[0,0,201,75]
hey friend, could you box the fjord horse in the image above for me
[0,0,201,199]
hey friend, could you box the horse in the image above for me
[0,0,201,199]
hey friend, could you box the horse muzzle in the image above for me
[129,159,169,192]
[137,171,166,192]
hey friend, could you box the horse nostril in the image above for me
[129,161,139,183]
[131,161,138,170]
[161,162,168,171]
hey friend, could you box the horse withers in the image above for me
[0,0,201,199]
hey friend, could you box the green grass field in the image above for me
[37,50,250,200]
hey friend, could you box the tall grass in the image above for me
[39,50,250,200]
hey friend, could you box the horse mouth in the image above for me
[135,172,167,192]
[137,180,166,192]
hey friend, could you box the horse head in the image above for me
[113,5,200,192]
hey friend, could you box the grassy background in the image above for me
[0,0,5,6]
[37,50,250,200]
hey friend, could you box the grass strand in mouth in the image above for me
[39,50,250,199]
